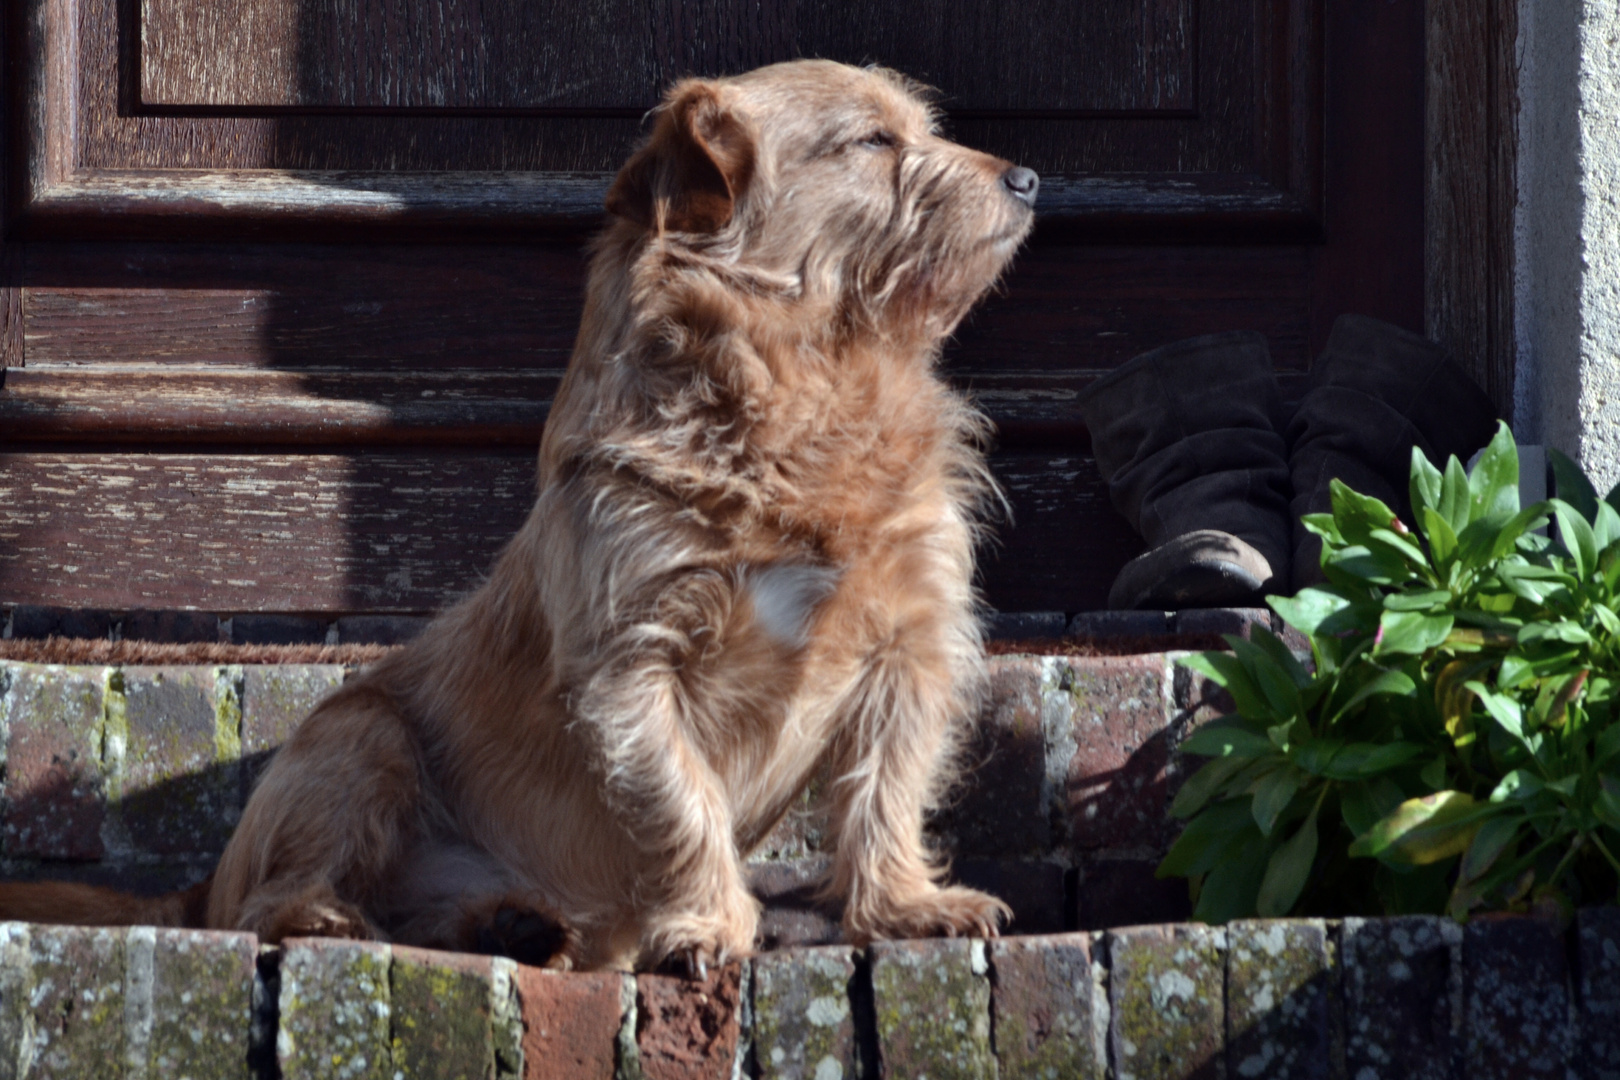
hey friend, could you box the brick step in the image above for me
[0,913,1608,1078]
[0,619,1280,935]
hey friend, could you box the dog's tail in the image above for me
[0,877,211,929]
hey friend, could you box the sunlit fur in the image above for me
[0,60,1035,972]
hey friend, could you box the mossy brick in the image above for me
[636,963,743,1080]
[515,967,621,1080]
[1578,907,1620,1077]
[240,665,344,796]
[1108,923,1225,1080]
[118,666,240,855]
[869,938,994,1080]
[751,945,856,1080]
[389,945,495,1080]
[0,923,30,1080]
[27,925,126,1076]
[1,664,108,859]
[1341,916,1459,1080]
[1225,920,1339,1080]
[140,927,257,1079]
[1064,656,1173,850]
[989,933,1105,1080]
[1462,916,1572,1078]
[932,657,1050,856]
[278,937,392,1080]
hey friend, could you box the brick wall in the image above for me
[0,648,1238,933]
[0,912,1610,1077]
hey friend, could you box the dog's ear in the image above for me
[605,82,755,233]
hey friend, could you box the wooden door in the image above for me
[0,0,1433,623]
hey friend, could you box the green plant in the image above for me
[1159,422,1620,923]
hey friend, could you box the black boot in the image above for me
[1078,332,1294,610]
[1287,315,1499,590]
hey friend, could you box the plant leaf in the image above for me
[1550,445,1598,522]
[1229,637,1305,720]
[1488,768,1545,802]
[1597,500,1620,551]
[1341,777,1406,838]
[1171,755,1257,819]
[1268,588,1353,637]
[1158,798,1257,878]
[1256,805,1320,917]
[1421,506,1460,566]
[1191,827,1272,924]
[1179,652,1280,723]
[1459,814,1522,883]
[1440,454,1472,535]
[1245,626,1312,688]
[1250,767,1305,837]
[1469,422,1521,522]
[1180,721,1277,759]
[1411,446,1444,520]
[1319,741,1424,781]
[1348,791,1497,865]
[1328,667,1418,724]
[1552,499,1599,579]
[1467,680,1533,749]
[1374,610,1455,657]
[1597,776,1620,830]
[1384,589,1452,613]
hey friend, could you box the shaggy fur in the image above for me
[0,60,1036,972]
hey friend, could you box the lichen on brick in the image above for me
[752,945,856,1080]
[1225,920,1337,1080]
[870,939,994,1080]
[277,939,392,1080]
[1108,924,1224,1080]
[389,946,494,1080]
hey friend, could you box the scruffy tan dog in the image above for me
[0,59,1038,971]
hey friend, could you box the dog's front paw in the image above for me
[644,890,761,977]
[844,884,1011,944]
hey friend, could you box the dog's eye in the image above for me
[856,130,897,151]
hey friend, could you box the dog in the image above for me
[0,59,1038,972]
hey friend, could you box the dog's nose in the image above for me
[1002,166,1039,207]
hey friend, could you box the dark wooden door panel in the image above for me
[12,241,1311,371]
[14,0,1321,238]
[0,0,1429,621]
[0,452,1129,613]
[143,0,1194,114]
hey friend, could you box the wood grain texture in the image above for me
[11,0,1324,238]
[0,289,18,367]
[16,242,1314,375]
[0,452,1130,613]
[140,0,1193,114]
[1425,0,1517,417]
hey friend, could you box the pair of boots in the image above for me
[1079,315,1499,609]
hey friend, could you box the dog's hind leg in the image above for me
[206,679,425,944]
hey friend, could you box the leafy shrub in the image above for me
[1160,423,1620,922]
